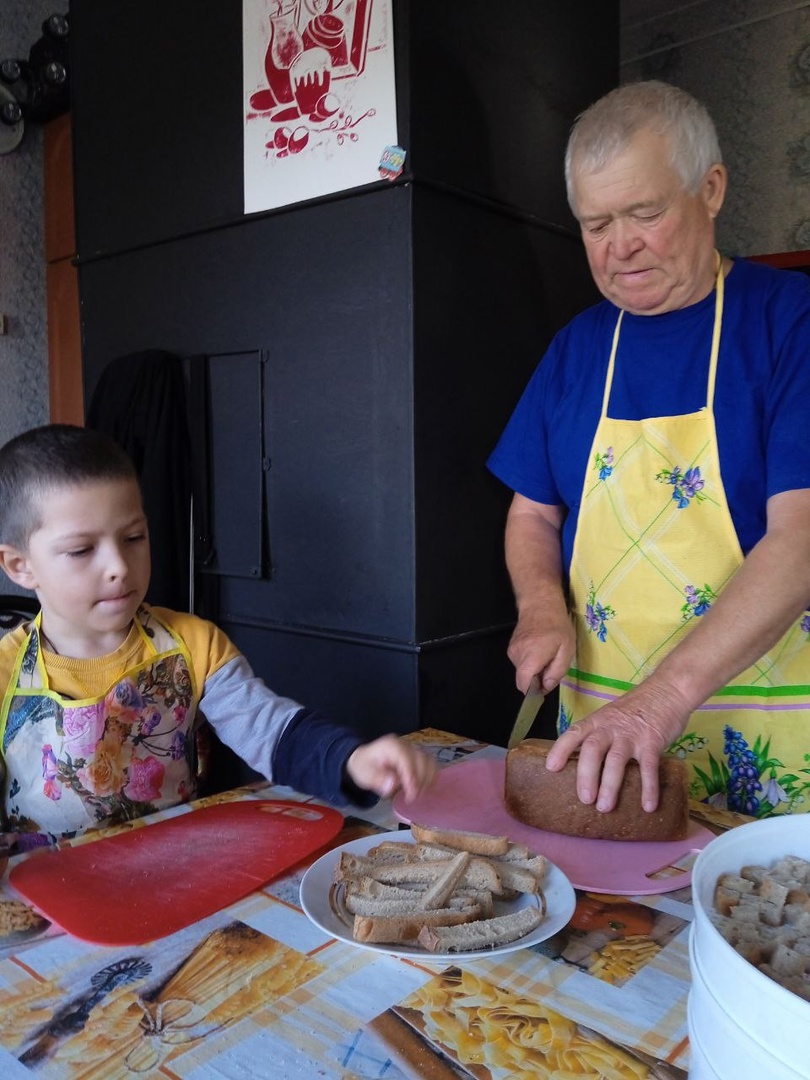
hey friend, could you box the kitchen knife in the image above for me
[507,674,545,749]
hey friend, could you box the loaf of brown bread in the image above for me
[504,739,689,842]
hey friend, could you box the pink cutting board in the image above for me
[9,799,344,945]
[393,758,714,894]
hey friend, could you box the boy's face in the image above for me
[1,477,151,655]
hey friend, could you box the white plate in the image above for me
[299,829,576,961]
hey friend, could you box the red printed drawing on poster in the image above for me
[243,0,399,213]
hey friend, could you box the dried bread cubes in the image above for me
[712,855,810,1001]
[504,739,689,841]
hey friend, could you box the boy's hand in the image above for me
[346,735,437,803]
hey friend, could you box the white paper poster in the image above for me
[243,0,399,214]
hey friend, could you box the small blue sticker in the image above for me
[379,144,406,180]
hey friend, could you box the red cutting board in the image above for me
[9,799,343,945]
[393,758,714,894]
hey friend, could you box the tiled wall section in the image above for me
[0,1,59,448]
[621,0,810,256]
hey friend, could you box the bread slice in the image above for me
[410,823,510,856]
[418,850,471,910]
[345,892,478,918]
[353,904,483,945]
[417,905,543,952]
[345,878,422,902]
[336,852,503,893]
[504,740,689,842]
[365,841,422,863]
[486,862,542,895]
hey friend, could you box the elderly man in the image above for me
[488,80,810,819]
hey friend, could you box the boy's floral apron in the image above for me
[0,608,199,844]
[561,258,810,817]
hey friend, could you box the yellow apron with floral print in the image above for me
[560,261,810,816]
[0,608,199,844]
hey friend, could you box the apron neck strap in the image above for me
[705,252,724,410]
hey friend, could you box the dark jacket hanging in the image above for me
[86,349,192,612]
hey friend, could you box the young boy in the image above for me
[0,424,435,847]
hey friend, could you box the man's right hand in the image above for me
[507,609,576,694]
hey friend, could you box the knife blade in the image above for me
[507,674,545,749]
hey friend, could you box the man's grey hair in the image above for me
[565,80,723,216]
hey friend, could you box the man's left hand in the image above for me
[545,679,691,813]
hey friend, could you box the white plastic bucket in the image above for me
[689,817,810,1076]
[685,994,723,1080]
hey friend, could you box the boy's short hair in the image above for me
[0,424,138,549]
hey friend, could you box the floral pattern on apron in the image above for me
[561,259,810,817]
[0,608,199,844]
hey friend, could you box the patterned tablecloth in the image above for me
[0,728,723,1079]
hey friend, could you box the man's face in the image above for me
[14,477,151,655]
[571,128,727,315]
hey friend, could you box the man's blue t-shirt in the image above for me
[487,258,810,573]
